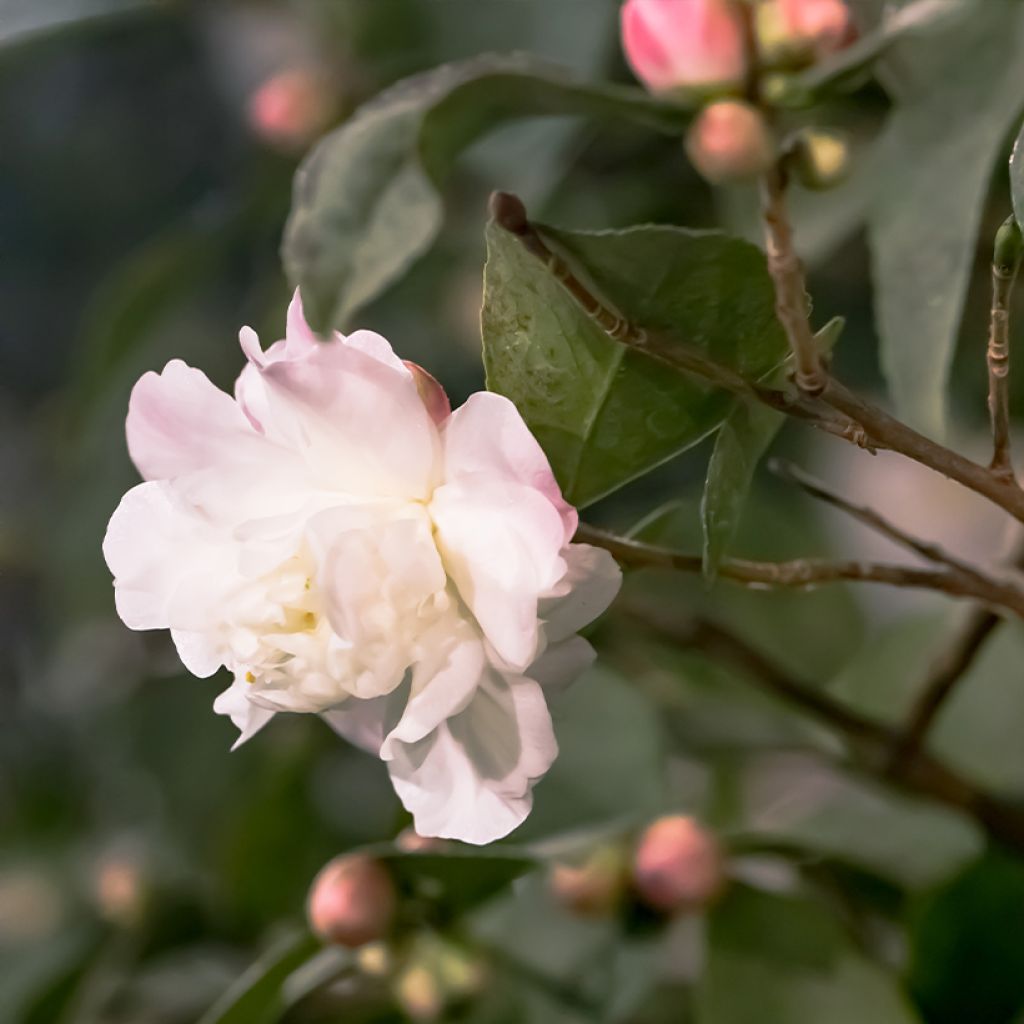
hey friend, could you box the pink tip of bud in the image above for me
[778,0,855,58]
[307,853,396,948]
[549,845,628,917]
[247,69,334,151]
[632,815,727,914]
[403,362,452,426]
[621,0,746,94]
[685,100,775,184]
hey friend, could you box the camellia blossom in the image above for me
[103,294,621,844]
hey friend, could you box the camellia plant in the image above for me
[29,0,1024,1019]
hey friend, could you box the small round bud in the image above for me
[247,68,335,151]
[790,129,851,191]
[685,101,775,185]
[631,815,727,915]
[759,0,854,67]
[994,216,1024,277]
[549,845,629,917]
[621,0,746,95]
[307,853,396,948]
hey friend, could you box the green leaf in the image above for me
[482,221,788,507]
[701,318,844,578]
[699,885,922,1024]
[282,54,688,331]
[197,931,321,1024]
[868,3,1024,435]
[0,0,156,49]
[788,0,976,98]
[908,851,1024,1024]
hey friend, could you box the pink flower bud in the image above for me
[549,845,629,917]
[247,69,334,151]
[307,853,396,948]
[620,0,746,94]
[632,816,726,914]
[685,100,774,184]
[776,0,854,59]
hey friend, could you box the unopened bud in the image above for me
[759,0,855,67]
[549,845,629,917]
[307,853,396,948]
[685,101,775,184]
[631,815,727,914]
[621,0,746,95]
[994,216,1024,277]
[247,69,335,151]
[790,129,850,191]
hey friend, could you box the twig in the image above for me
[634,611,1024,857]
[488,192,1024,526]
[768,458,993,581]
[887,606,1001,775]
[988,216,1023,481]
[576,523,1024,619]
[889,533,1024,771]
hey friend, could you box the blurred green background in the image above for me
[6,1,1024,1022]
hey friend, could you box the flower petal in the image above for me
[527,636,596,691]
[213,678,277,750]
[236,325,440,500]
[387,672,557,844]
[430,477,566,670]
[442,392,576,542]
[541,543,622,642]
[126,359,262,482]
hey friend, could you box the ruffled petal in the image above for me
[321,688,408,756]
[541,543,622,642]
[236,318,440,500]
[430,476,566,670]
[214,678,277,750]
[441,392,576,542]
[387,672,557,844]
[126,359,263,482]
[103,481,239,632]
[527,636,596,691]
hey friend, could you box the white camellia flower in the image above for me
[103,294,621,844]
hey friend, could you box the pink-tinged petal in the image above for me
[126,359,262,482]
[213,679,277,750]
[103,481,239,633]
[621,0,678,92]
[387,673,557,844]
[541,543,622,642]
[527,636,596,692]
[430,477,566,670]
[443,392,576,543]
[380,615,485,757]
[404,361,451,425]
[236,330,440,500]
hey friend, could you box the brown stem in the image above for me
[989,261,1017,481]
[576,523,1024,619]
[488,192,1024,526]
[890,535,1024,770]
[768,458,997,583]
[760,166,825,394]
[637,612,1024,857]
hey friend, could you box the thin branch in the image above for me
[576,523,1024,619]
[634,610,1024,857]
[768,458,993,581]
[889,533,1024,771]
[488,191,1024,526]
[887,606,1001,775]
[988,216,1023,481]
